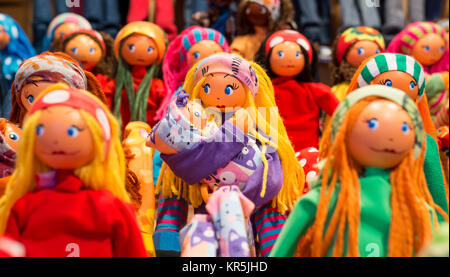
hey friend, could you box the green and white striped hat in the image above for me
[356,53,426,98]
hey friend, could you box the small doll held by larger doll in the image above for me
[9,52,106,126]
[0,84,147,257]
[0,119,21,196]
[254,30,339,152]
[271,85,449,257]
[152,53,304,257]
[347,53,449,218]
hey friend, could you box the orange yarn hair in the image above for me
[297,96,448,257]
[9,52,107,126]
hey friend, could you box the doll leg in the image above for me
[153,195,189,256]
[253,204,288,257]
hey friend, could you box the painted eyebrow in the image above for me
[224,74,230,78]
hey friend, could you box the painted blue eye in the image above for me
[128,44,135,52]
[385,79,393,87]
[147,46,154,53]
[8,133,19,141]
[401,122,411,135]
[409,81,416,90]
[27,95,34,104]
[71,47,78,54]
[357,47,365,55]
[193,52,200,59]
[295,51,301,58]
[367,118,379,130]
[36,124,44,136]
[440,46,445,52]
[375,49,381,54]
[89,47,95,53]
[278,51,284,58]
[424,45,430,52]
[203,84,210,94]
[224,85,233,95]
[194,111,201,118]
[67,126,80,138]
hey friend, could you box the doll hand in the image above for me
[145,129,178,155]
[229,109,254,134]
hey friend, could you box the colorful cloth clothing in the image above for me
[331,82,349,102]
[296,147,319,194]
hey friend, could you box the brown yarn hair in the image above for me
[49,31,117,78]
[296,96,448,257]
[0,118,7,135]
[124,148,142,210]
[329,34,357,86]
[9,52,107,126]
[236,0,295,36]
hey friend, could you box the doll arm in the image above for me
[112,200,147,257]
[161,121,249,184]
[424,134,449,221]
[311,83,340,116]
[269,187,320,257]
[153,195,189,256]
[4,196,28,241]
[253,204,287,257]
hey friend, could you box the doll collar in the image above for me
[35,170,83,192]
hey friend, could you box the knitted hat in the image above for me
[62,28,106,54]
[179,26,229,62]
[193,53,259,97]
[356,53,426,98]
[387,21,447,55]
[265,30,313,63]
[332,85,424,159]
[336,26,385,65]
[247,0,281,22]
[114,21,166,64]
[42,13,91,51]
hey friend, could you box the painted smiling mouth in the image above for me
[216,105,226,109]
[49,150,80,156]
[369,147,404,154]
[138,59,146,62]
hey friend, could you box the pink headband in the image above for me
[193,53,259,97]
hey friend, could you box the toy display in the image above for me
[0,84,147,257]
[111,21,167,128]
[330,26,385,101]
[231,0,294,60]
[271,85,448,257]
[425,72,449,129]
[9,52,106,126]
[0,13,36,118]
[254,30,339,152]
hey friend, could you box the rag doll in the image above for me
[437,126,449,183]
[347,53,449,217]
[231,0,295,61]
[0,118,21,196]
[9,52,106,126]
[254,30,339,152]
[271,85,448,257]
[0,84,147,257]
[0,13,36,118]
[152,53,304,257]
[41,13,92,52]
[329,26,385,101]
[425,72,449,128]
[111,21,167,128]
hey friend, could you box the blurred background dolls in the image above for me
[0,13,36,119]
[271,86,448,257]
[425,72,449,128]
[9,52,106,127]
[231,0,295,60]
[347,53,449,217]
[0,84,147,257]
[48,28,117,93]
[329,26,385,101]
[111,21,167,129]
[388,21,448,76]
[254,30,339,152]
[152,53,304,257]
[0,118,21,197]
[40,13,92,53]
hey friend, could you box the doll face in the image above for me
[245,2,269,26]
[348,99,415,169]
[35,105,95,170]
[412,34,446,66]
[346,40,382,68]
[269,41,305,77]
[64,34,102,71]
[54,22,80,41]
[120,34,158,66]
[20,81,64,111]
[199,73,246,111]
[370,71,419,101]
[2,122,21,151]
[188,40,223,68]
[182,101,208,129]
[0,26,10,50]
